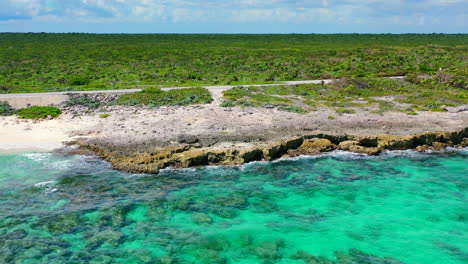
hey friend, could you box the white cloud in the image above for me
[0,0,466,28]
[5,0,42,16]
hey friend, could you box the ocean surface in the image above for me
[0,149,466,264]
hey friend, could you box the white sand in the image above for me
[0,115,98,154]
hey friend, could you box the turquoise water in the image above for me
[0,150,467,264]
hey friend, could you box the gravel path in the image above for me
[0,79,338,98]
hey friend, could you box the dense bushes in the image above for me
[116,87,213,106]
[17,106,62,119]
[0,102,15,116]
[69,76,91,86]
[1,103,62,118]
[64,95,107,110]
[0,33,466,93]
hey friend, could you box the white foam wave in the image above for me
[22,153,53,162]
[160,166,198,173]
[33,180,58,194]
[34,181,57,187]
[268,150,369,163]
[236,148,468,170]
[23,152,113,173]
[383,147,468,157]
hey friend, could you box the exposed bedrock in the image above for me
[71,127,468,174]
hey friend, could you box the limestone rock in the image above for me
[445,105,468,113]
[376,135,414,150]
[431,142,450,151]
[458,138,468,148]
[338,140,381,155]
[299,138,336,153]
[338,140,360,150]
[73,128,467,174]
[415,145,430,152]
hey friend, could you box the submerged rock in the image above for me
[191,213,213,225]
[291,250,333,264]
[158,255,179,264]
[3,229,27,240]
[251,199,279,213]
[89,255,112,264]
[254,240,285,261]
[128,248,157,263]
[214,194,249,209]
[98,205,134,227]
[197,249,227,264]
[85,229,125,249]
[211,208,238,219]
[39,213,83,234]
[170,198,195,211]
[291,249,403,264]
[336,249,403,264]
[199,236,231,251]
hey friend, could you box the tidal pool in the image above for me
[0,150,466,263]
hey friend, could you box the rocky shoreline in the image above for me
[2,91,467,169]
[71,128,468,174]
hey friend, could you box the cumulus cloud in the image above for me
[0,0,466,27]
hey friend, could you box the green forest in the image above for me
[0,33,467,93]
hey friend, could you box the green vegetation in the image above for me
[17,106,62,119]
[222,74,467,113]
[336,108,356,114]
[116,87,213,106]
[0,33,467,93]
[223,86,297,109]
[99,113,110,118]
[64,95,107,110]
[0,102,15,116]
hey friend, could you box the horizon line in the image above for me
[1,32,468,35]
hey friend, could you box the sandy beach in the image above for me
[0,114,97,153]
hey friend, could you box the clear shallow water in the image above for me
[0,150,467,264]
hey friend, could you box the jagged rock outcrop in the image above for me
[71,128,467,174]
[338,140,381,155]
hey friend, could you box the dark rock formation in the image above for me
[71,128,468,174]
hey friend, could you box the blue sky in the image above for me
[0,0,467,33]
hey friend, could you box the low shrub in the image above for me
[99,113,110,118]
[222,75,468,113]
[69,76,91,86]
[142,87,164,94]
[65,95,105,110]
[222,86,302,112]
[17,106,62,119]
[220,100,236,107]
[0,86,11,94]
[0,102,16,116]
[277,105,306,113]
[336,108,356,114]
[116,87,213,106]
